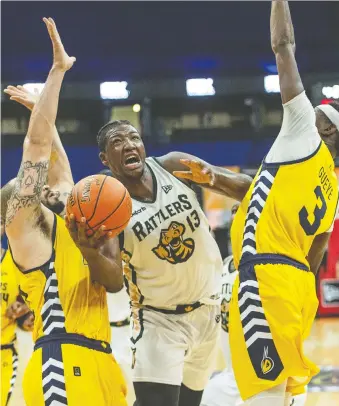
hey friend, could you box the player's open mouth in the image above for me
[123,153,142,170]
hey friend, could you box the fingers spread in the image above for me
[43,17,61,45]
[209,172,216,186]
[92,225,106,240]
[179,159,202,170]
[91,226,109,248]
[78,217,88,243]
[10,96,25,103]
[173,171,193,180]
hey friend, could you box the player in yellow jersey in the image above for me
[3,18,127,406]
[228,2,339,405]
[1,215,34,406]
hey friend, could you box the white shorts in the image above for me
[131,304,220,391]
[200,370,241,406]
[110,324,135,406]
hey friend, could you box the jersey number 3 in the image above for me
[299,186,327,235]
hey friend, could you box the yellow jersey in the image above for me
[231,141,339,269]
[1,249,18,346]
[11,214,110,343]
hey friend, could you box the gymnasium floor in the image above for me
[11,318,339,405]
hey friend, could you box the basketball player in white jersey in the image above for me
[201,203,307,406]
[66,120,252,406]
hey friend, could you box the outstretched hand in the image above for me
[43,17,76,72]
[65,214,112,253]
[4,85,39,111]
[173,159,216,186]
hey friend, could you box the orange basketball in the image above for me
[66,174,132,238]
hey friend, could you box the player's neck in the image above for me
[124,165,155,202]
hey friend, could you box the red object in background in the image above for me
[317,219,339,316]
[321,98,335,104]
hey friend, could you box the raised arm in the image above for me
[265,1,320,164]
[4,85,74,199]
[270,0,303,104]
[157,152,253,202]
[5,18,75,269]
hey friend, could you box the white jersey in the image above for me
[220,255,238,371]
[121,157,222,309]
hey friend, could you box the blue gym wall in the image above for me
[1,139,273,185]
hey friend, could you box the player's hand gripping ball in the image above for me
[66,175,132,239]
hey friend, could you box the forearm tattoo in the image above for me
[6,160,49,225]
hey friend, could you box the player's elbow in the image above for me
[105,280,124,294]
[271,41,295,56]
[25,132,51,147]
[236,174,253,202]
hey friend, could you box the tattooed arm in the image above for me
[3,85,74,212]
[5,18,75,270]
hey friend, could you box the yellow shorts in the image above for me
[1,344,18,406]
[23,334,127,406]
[229,255,319,400]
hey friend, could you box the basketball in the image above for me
[66,174,132,237]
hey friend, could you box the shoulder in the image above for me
[153,152,195,187]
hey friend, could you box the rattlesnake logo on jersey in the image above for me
[220,298,229,333]
[261,346,274,374]
[152,221,195,264]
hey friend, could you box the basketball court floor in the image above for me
[11,318,339,405]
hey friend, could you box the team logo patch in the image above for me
[152,221,195,264]
[261,347,274,375]
[73,366,81,376]
[161,185,173,194]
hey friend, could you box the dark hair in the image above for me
[97,120,132,152]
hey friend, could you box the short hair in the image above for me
[1,178,16,222]
[97,120,132,152]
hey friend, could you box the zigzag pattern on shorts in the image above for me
[42,357,68,406]
[241,166,278,258]
[41,251,66,336]
[238,277,272,349]
[237,264,283,381]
